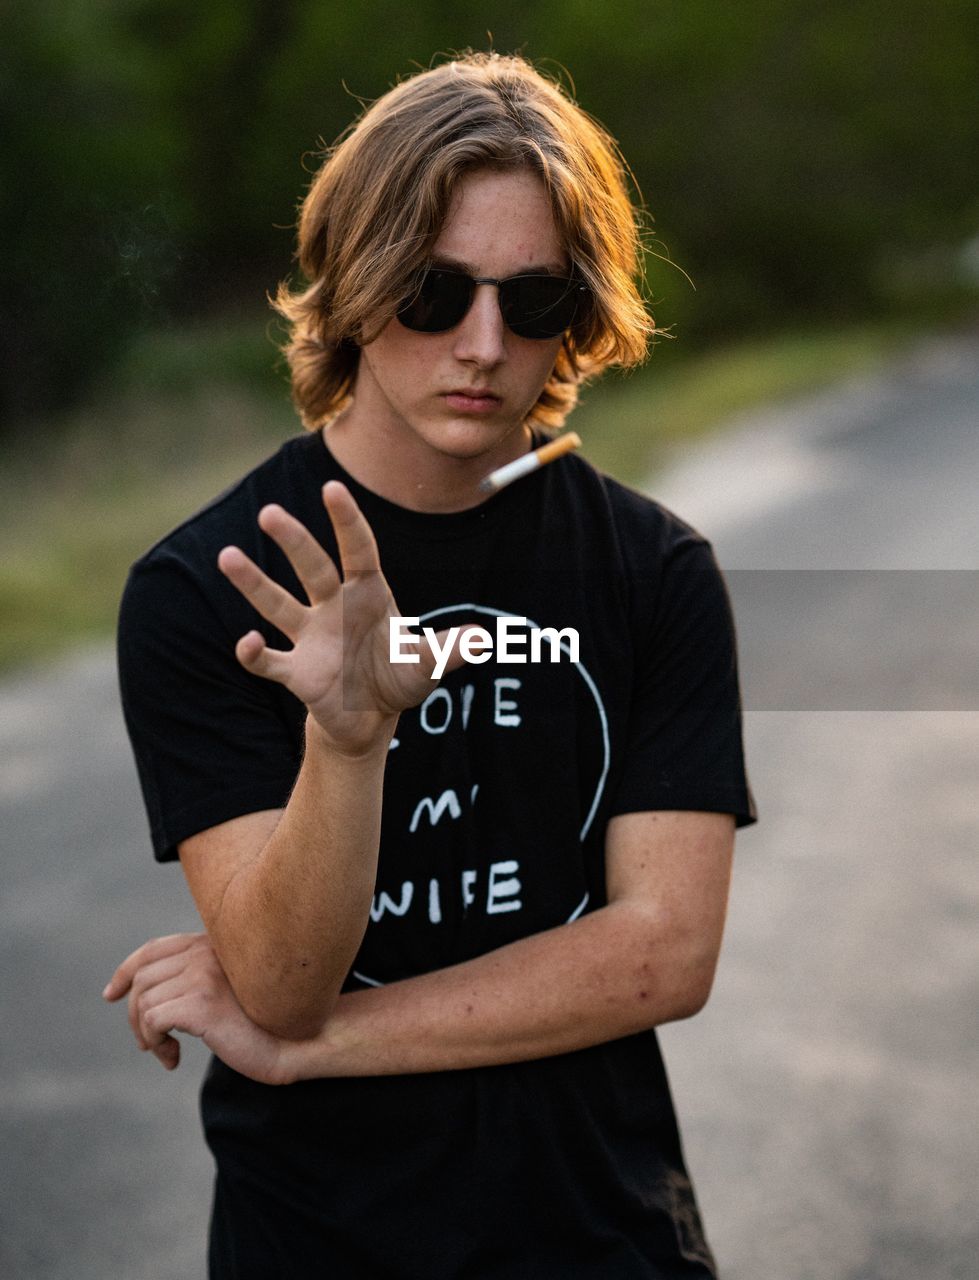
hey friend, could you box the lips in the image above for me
[443,388,502,414]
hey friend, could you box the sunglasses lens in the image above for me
[397,270,472,333]
[397,269,585,339]
[500,276,582,339]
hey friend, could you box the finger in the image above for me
[322,482,381,576]
[103,933,204,1001]
[141,999,186,1072]
[233,631,293,683]
[127,952,192,1047]
[152,1036,181,1071]
[135,973,201,1050]
[144,996,207,1052]
[217,545,307,639]
[256,504,341,605]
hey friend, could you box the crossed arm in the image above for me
[105,808,733,1083]
[105,480,735,1081]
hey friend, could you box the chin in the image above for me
[423,415,527,461]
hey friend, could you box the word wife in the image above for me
[390,616,580,680]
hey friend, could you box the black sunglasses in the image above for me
[396,267,588,340]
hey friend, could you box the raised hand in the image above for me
[217,480,457,757]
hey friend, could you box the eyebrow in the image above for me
[429,252,570,277]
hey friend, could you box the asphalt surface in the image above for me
[655,331,979,1280]
[1,330,976,1278]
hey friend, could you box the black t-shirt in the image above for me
[118,429,756,1279]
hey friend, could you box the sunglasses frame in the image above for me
[396,266,589,341]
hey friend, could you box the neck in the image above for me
[322,407,532,514]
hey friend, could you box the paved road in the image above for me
[2,332,976,1278]
[654,331,979,1279]
[1,650,212,1278]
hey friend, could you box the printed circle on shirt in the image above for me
[351,603,610,988]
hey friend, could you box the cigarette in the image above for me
[479,432,582,494]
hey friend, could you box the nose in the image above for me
[451,282,506,369]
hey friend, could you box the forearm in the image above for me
[209,715,394,1037]
[281,898,717,1079]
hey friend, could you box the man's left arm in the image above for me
[298,809,733,1077]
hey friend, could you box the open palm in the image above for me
[217,480,457,756]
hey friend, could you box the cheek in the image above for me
[514,338,563,389]
[363,326,434,389]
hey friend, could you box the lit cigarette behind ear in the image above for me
[479,432,582,494]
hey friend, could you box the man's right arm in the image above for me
[165,481,458,1039]
[178,715,391,1039]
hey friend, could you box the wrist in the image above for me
[274,1022,340,1085]
[272,1036,311,1086]
[304,712,397,764]
[274,993,369,1083]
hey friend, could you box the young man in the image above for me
[107,52,755,1278]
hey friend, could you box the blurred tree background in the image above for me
[1,0,977,668]
[3,0,977,434]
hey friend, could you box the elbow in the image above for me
[245,993,338,1042]
[625,904,722,1025]
[670,981,712,1022]
[260,1015,329,1042]
[210,930,346,1041]
[231,966,342,1041]
[623,952,718,1030]
[668,955,719,1022]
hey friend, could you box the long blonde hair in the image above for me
[273,52,656,430]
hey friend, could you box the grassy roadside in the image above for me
[0,310,946,674]
[571,316,928,481]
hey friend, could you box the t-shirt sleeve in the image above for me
[117,554,302,862]
[610,536,756,827]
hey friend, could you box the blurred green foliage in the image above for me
[0,309,920,671]
[3,0,977,433]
